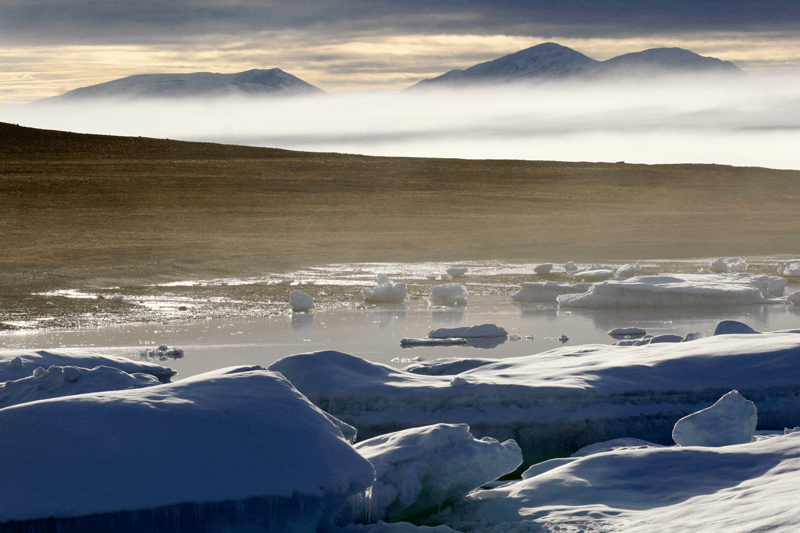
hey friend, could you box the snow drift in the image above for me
[0,366,374,532]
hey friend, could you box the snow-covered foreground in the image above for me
[432,431,800,533]
[0,364,374,532]
[269,331,800,464]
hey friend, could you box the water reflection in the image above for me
[465,337,507,349]
[290,312,314,331]
[363,305,407,329]
[429,307,466,324]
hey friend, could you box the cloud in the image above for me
[1,0,799,46]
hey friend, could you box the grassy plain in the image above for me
[2,121,799,295]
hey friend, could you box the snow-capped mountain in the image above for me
[407,42,743,90]
[40,68,324,102]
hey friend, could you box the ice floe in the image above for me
[0,366,373,531]
[557,273,785,308]
[342,423,521,523]
[445,267,468,277]
[672,390,757,447]
[0,349,176,384]
[289,290,315,311]
[428,284,467,307]
[709,256,748,273]
[427,324,508,339]
[533,263,553,274]
[615,263,641,278]
[363,274,407,304]
[778,259,800,277]
[269,331,800,467]
[510,281,591,303]
[137,344,184,361]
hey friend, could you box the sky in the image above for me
[2,0,800,103]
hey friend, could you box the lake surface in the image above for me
[2,258,798,380]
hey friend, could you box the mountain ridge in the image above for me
[408,42,743,90]
[37,68,324,103]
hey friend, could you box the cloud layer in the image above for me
[5,72,800,170]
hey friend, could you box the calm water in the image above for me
[2,257,798,380]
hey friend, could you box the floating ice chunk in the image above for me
[289,290,315,311]
[400,338,468,347]
[778,260,800,277]
[647,334,684,344]
[615,263,641,278]
[608,327,647,338]
[765,275,788,297]
[510,281,591,303]
[533,263,553,274]
[0,349,176,384]
[110,295,124,302]
[557,273,777,308]
[363,274,407,304]
[558,335,569,343]
[428,324,508,339]
[788,291,800,305]
[709,257,748,273]
[0,366,374,530]
[270,279,294,286]
[571,267,615,282]
[349,424,521,523]
[138,344,184,361]
[672,390,757,447]
[428,283,468,307]
[713,320,760,335]
[446,267,468,277]
[0,365,160,409]
[563,261,579,273]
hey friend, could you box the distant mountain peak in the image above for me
[38,68,325,103]
[407,43,743,90]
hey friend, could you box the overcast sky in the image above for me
[2,0,800,102]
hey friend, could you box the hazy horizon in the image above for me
[5,72,800,170]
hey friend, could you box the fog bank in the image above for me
[5,73,800,169]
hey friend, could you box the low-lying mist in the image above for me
[5,72,800,169]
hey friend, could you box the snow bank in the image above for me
[672,390,757,447]
[557,273,781,308]
[510,281,590,303]
[437,432,800,532]
[269,332,800,466]
[0,365,161,409]
[289,290,315,311]
[0,349,176,383]
[363,274,407,304]
[0,366,374,531]
[428,324,508,339]
[709,256,748,273]
[344,424,521,523]
[428,284,467,307]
